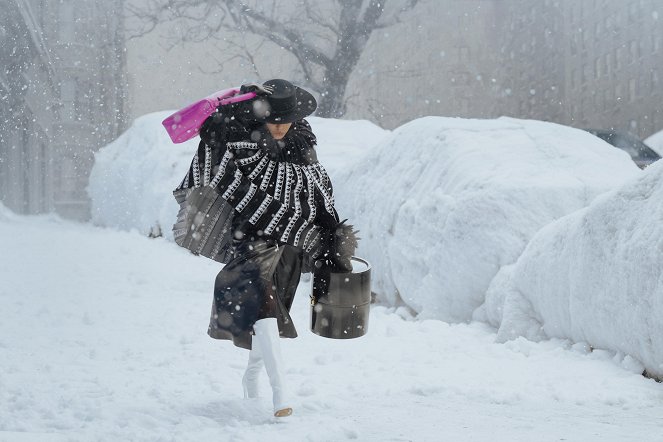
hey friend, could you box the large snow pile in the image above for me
[335,116,641,322]
[479,161,663,378]
[306,116,390,169]
[88,113,388,240]
[88,111,197,239]
[644,129,663,156]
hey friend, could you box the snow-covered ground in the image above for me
[2,210,663,441]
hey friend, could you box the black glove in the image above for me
[330,219,359,272]
[239,82,274,96]
[311,220,359,273]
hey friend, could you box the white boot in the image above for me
[253,317,292,417]
[242,341,263,399]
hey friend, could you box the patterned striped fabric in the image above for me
[172,119,338,264]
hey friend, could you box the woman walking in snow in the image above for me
[173,79,357,417]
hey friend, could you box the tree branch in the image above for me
[126,0,424,119]
[227,1,334,69]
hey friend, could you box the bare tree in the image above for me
[127,0,419,118]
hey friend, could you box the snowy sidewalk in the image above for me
[1,215,662,441]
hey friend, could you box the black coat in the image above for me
[207,235,302,349]
[173,109,342,347]
[172,117,339,266]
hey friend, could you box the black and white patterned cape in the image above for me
[172,119,338,264]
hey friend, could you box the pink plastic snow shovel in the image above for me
[161,87,257,144]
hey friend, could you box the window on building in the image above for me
[652,112,660,131]
[570,103,578,121]
[61,158,77,194]
[570,37,578,55]
[615,47,623,70]
[628,78,637,102]
[652,69,660,90]
[457,14,469,30]
[629,40,640,62]
[61,79,76,118]
[74,80,93,121]
[604,88,613,109]
[570,4,578,24]
[58,3,75,41]
[454,97,469,114]
[452,72,471,86]
[458,46,470,63]
[595,57,601,78]
[614,11,623,30]
[580,97,587,119]
[581,28,589,50]
[628,3,638,23]
[605,15,612,30]
[582,65,592,84]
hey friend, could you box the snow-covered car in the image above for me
[584,129,660,169]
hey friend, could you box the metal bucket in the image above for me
[310,257,371,339]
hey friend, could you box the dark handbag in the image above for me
[310,257,372,339]
[172,186,236,264]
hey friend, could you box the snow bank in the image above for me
[88,113,388,239]
[481,160,663,377]
[645,129,663,156]
[335,116,640,322]
[306,116,390,170]
[88,111,197,239]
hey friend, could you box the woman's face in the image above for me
[265,122,292,140]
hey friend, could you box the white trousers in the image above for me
[243,317,290,412]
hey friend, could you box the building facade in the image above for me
[1,0,128,220]
[494,0,663,139]
[123,0,662,139]
[562,0,662,137]
[347,0,662,138]
[0,0,60,214]
[345,0,508,128]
